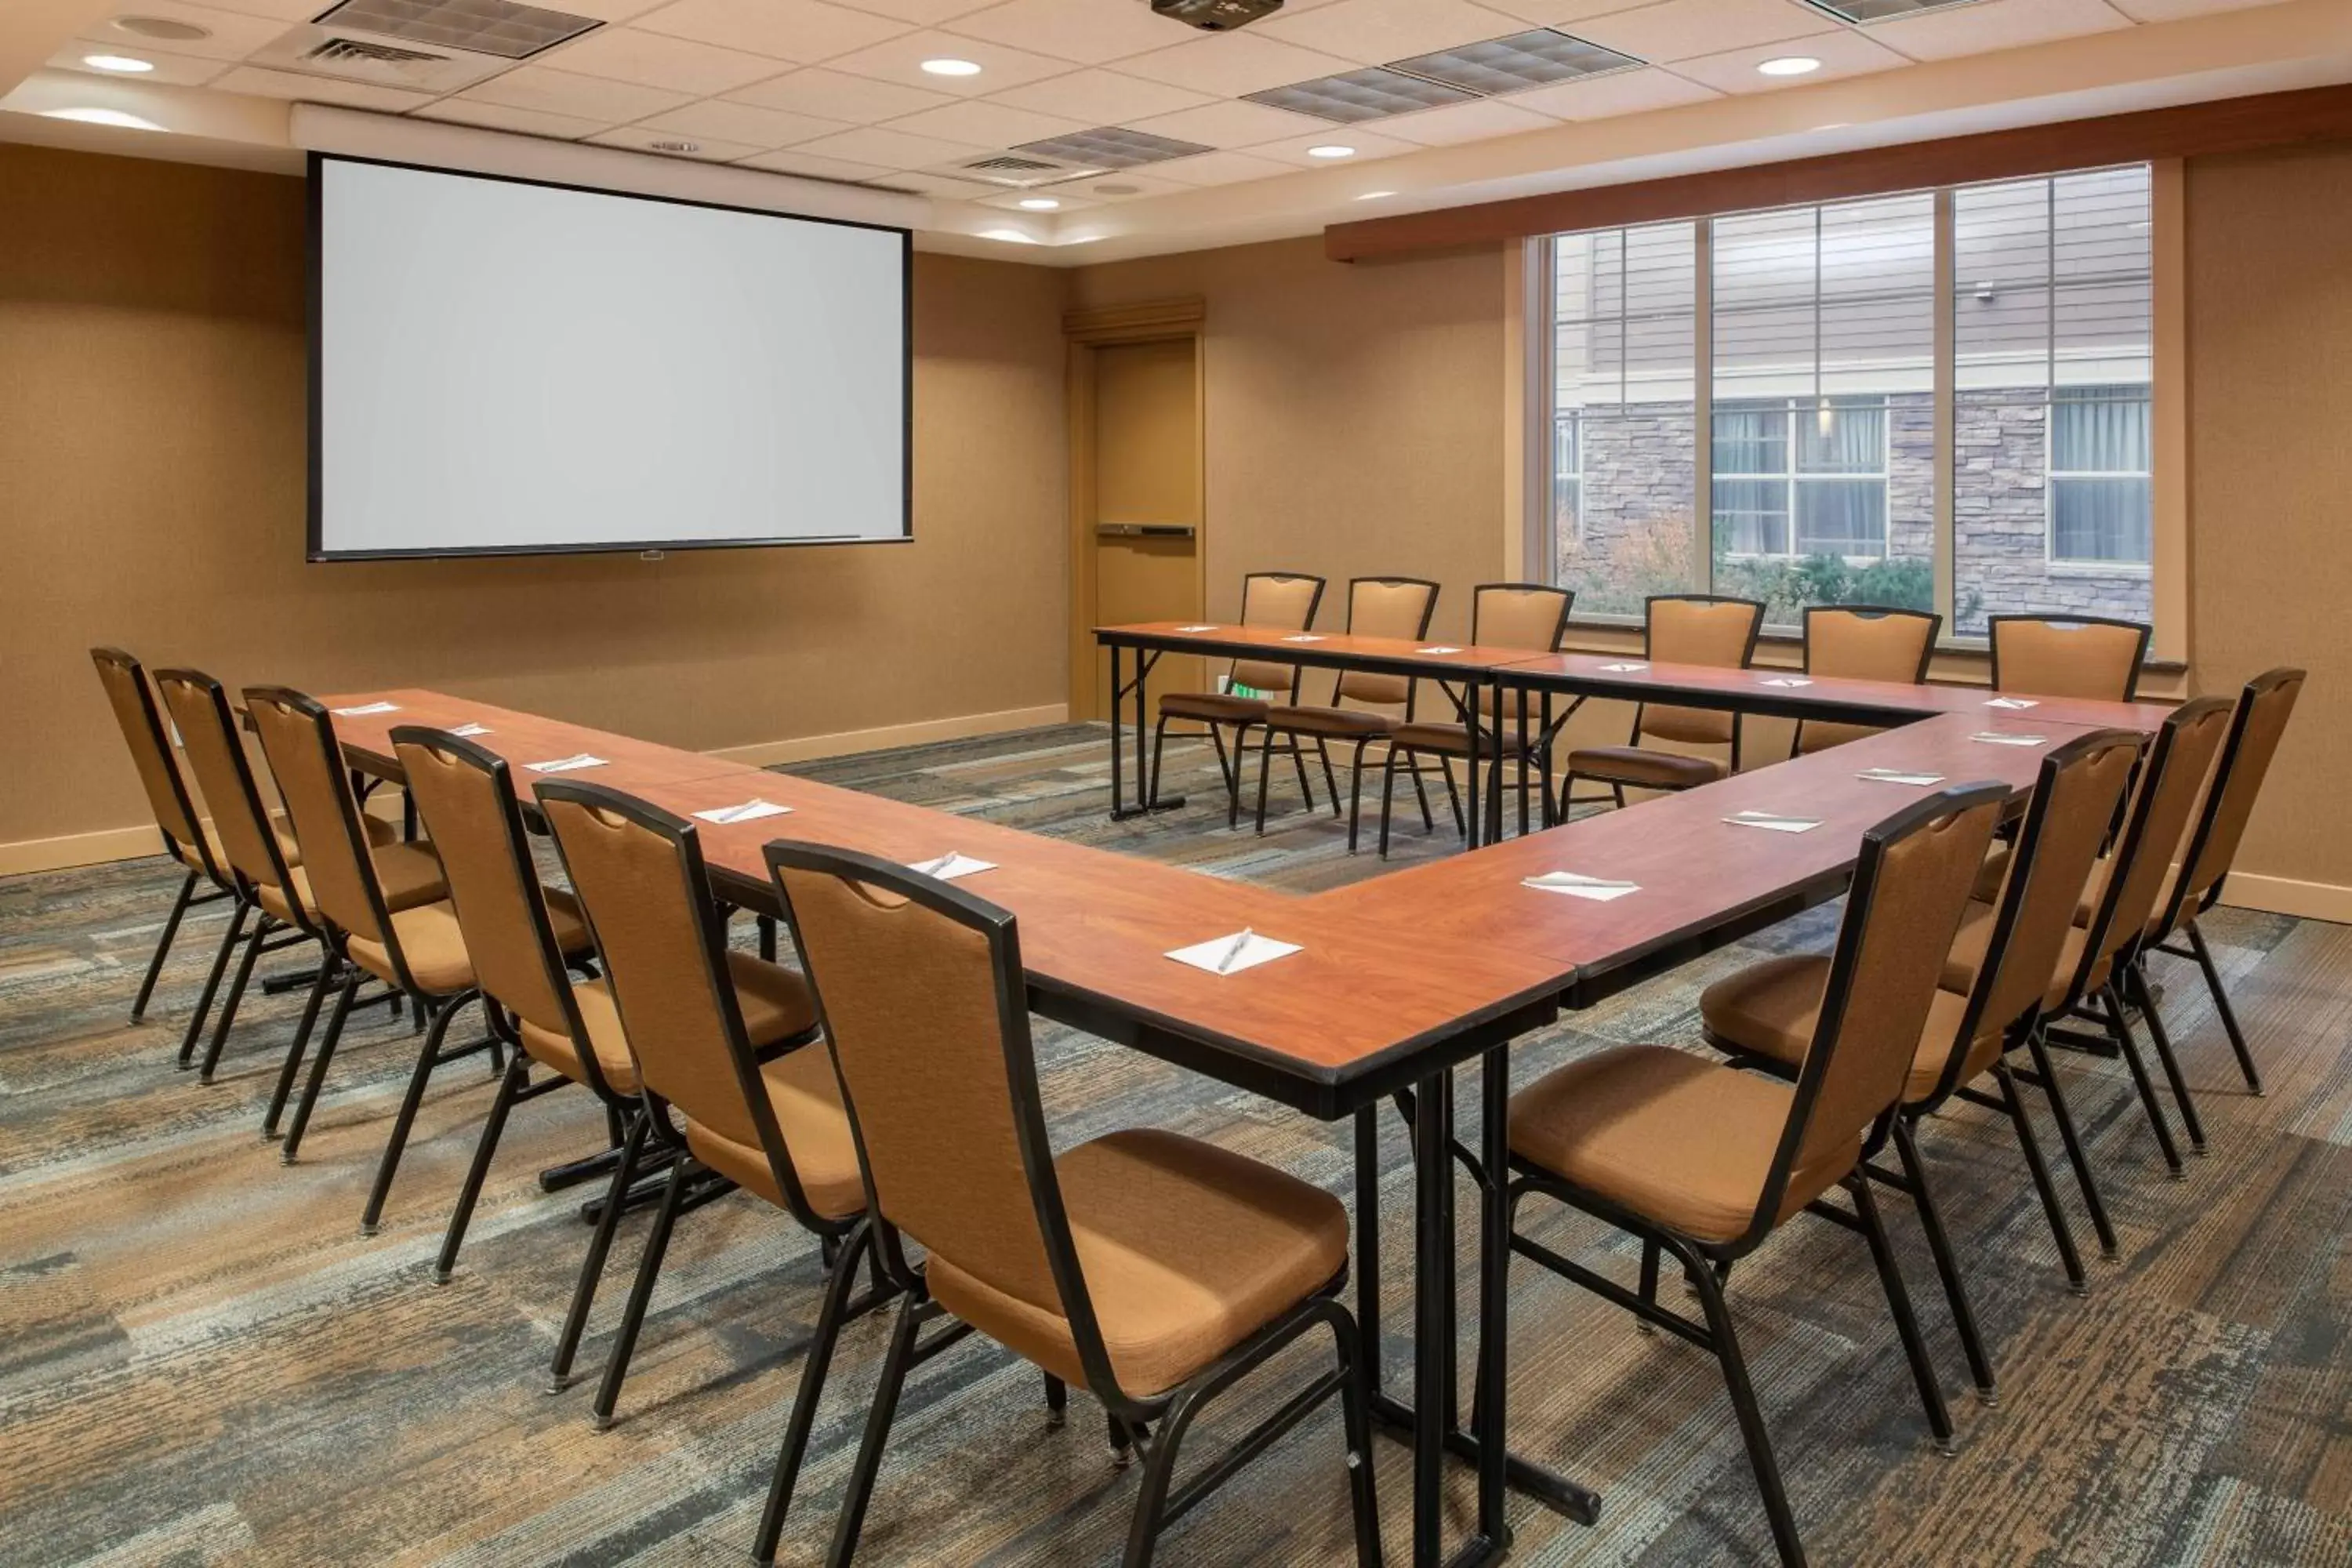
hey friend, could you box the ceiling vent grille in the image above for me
[946,152,1098,188]
[310,0,601,60]
[1014,125,1214,170]
[303,36,447,67]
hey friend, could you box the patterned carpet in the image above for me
[3,722,2348,1567]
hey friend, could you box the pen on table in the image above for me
[1214,927,1254,974]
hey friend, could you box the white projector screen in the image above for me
[311,154,909,560]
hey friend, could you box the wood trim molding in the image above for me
[1327,83,2352,262]
[1062,296,1206,343]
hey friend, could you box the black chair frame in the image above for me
[1145,572,1327,829]
[1558,593,1766,818]
[1985,613,2152,702]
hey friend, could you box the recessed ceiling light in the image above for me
[111,14,209,40]
[40,107,165,130]
[82,53,155,72]
[1306,144,1356,159]
[1756,56,1821,76]
[1356,190,1396,200]
[979,227,1040,243]
[921,57,982,76]
[1017,197,1060,210]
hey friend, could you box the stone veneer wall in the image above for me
[1953,388,2154,633]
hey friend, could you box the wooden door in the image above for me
[1081,335,1203,717]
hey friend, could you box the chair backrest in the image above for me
[2163,667,2304,929]
[1230,572,1325,697]
[1923,729,2143,1102]
[245,688,396,953]
[1640,594,1764,746]
[766,842,1124,1393]
[2070,696,2234,999]
[1472,583,1574,652]
[538,782,816,1214]
[394,728,601,1083]
[1756,783,2006,1234]
[90,648,213,878]
[1796,606,1943,755]
[151,668,296,906]
[1333,576,1439,708]
[1987,615,2150,702]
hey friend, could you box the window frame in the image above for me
[1711,395,1893,562]
[2043,386,2155,575]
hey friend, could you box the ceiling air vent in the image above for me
[303,36,447,67]
[252,20,517,90]
[310,0,601,59]
[948,153,1094,188]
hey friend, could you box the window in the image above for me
[1539,163,2158,640]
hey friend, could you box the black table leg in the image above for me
[1109,644,1128,821]
[1108,644,1185,821]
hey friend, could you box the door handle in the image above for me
[1096,522,1196,539]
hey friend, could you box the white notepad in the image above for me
[1724,810,1823,834]
[909,851,994,882]
[1759,677,1814,688]
[1281,633,1328,643]
[694,798,792,825]
[1969,732,2047,747]
[1175,624,1218,633]
[1598,662,1649,673]
[332,701,399,717]
[448,722,492,738]
[1417,646,1463,655]
[1984,696,2040,710]
[1857,768,1946,786]
[526,753,607,774]
[1167,930,1301,975]
[1523,870,1640,902]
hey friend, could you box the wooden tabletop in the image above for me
[321,690,768,795]
[1095,621,1551,677]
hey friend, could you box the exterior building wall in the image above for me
[1954,388,2154,633]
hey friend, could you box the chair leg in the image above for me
[1890,1118,1998,1407]
[1148,717,1171,809]
[1849,1174,1957,1456]
[1345,739,1370,853]
[434,1053,528,1283]
[2187,921,2263,1095]
[1314,739,1342,819]
[1123,1391,1202,1568]
[1992,1061,2088,1295]
[1676,1236,1806,1567]
[1408,755,1435,833]
[550,1112,648,1393]
[1377,746,1401,859]
[1227,724,1253,830]
[280,968,362,1159]
[2022,1027,2120,1259]
[1288,736,1316,813]
[826,1290,927,1568]
[194,916,277,1083]
[1636,1239,1661,1335]
[2101,984,2184,1178]
[1254,727,1277,835]
[358,990,477,1235]
[132,870,201,1022]
[1329,1310,1382,1568]
[592,1154,691,1429]
[1439,758,1465,837]
[753,1221,875,1568]
[1207,724,1234,802]
[1044,1372,1068,1425]
[176,898,249,1069]
[263,945,338,1139]
[2128,963,2206,1155]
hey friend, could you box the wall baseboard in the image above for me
[0,702,1071,880]
[2218,872,2352,925]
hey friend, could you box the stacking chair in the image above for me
[1987,614,2150,702]
[1377,583,1575,856]
[1506,783,2005,1568]
[1149,571,1325,827]
[764,842,1379,1568]
[245,688,575,1236]
[1559,594,1765,816]
[2135,668,2305,1098]
[89,648,239,1026]
[1793,604,1943,754]
[152,670,441,1085]
[534,784,852,1494]
[1701,730,2142,1406]
[1256,575,1439,850]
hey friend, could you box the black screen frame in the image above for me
[307,151,915,563]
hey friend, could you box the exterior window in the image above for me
[2049,387,2152,566]
[1554,412,1582,543]
[1712,397,1889,558]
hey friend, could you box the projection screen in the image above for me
[310,154,910,560]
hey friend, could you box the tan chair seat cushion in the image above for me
[926,1127,1348,1400]
[1565,746,1725,790]
[347,885,587,996]
[178,810,397,877]
[256,840,446,927]
[1160,692,1270,724]
[1262,705,1397,739]
[1700,955,1991,1106]
[1944,902,2094,1013]
[684,1041,863,1221]
[1508,1045,1857,1245]
[1390,720,1473,756]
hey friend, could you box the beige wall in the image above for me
[0,143,1069,859]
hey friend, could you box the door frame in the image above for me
[1065,296,1207,720]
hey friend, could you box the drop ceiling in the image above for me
[2,0,2349,263]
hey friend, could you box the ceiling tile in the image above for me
[1506,62,1720,117]
[585,125,768,158]
[2107,0,2283,16]
[46,42,227,86]
[543,29,787,93]
[1244,125,1418,167]
[168,0,328,19]
[524,0,676,19]
[1379,96,1563,144]
[1114,31,1359,96]
[211,64,436,111]
[460,64,696,120]
[978,187,1094,211]
[791,122,991,166]
[1862,0,2133,60]
[1473,0,1662,22]
[724,64,950,119]
[1572,0,1842,63]
[1051,170,1190,199]
[1258,0,1536,66]
[827,0,1000,20]
[882,96,1085,146]
[633,0,913,63]
[872,169,998,196]
[941,0,1200,66]
[1126,98,1331,150]
[820,27,1074,95]
[76,2,285,62]
[637,97,848,144]
[1149,148,1298,186]
[986,67,1211,122]
[732,145,899,178]
[1669,26,1909,92]
[416,97,607,137]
